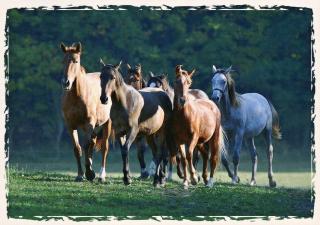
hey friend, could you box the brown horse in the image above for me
[99,60,172,187]
[170,65,225,188]
[147,72,209,180]
[60,42,112,182]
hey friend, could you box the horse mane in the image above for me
[226,74,240,107]
[75,66,87,97]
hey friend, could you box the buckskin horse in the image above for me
[60,42,112,182]
[99,60,172,187]
[210,65,281,187]
[170,65,225,189]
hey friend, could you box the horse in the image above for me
[210,65,281,187]
[147,72,209,180]
[99,60,172,187]
[170,65,224,189]
[60,42,112,182]
[123,63,152,179]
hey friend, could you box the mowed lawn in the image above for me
[7,146,314,220]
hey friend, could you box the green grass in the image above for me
[7,169,313,220]
[7,145,314,220]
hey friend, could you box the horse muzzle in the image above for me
[100,95,109,105]
[61,78,71,91]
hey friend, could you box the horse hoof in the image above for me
[123,177,132,185]
[206,178,214,188]
[232,176,240,184]
[250,180,256,186]
[75,176,84,182]
[269,180,277,188]
[85,170,96,181]
[203,179,209,185]
[191,177,198,185]
[183,180,189,189]
[140,171,149,179]
[98,177,106,183]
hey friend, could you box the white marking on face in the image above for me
[149,82,156,88]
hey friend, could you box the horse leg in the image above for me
[178,144,189,189]
[246,137,258,186]
[192,148,201,182]
[83,124,96,181]
[121,127,139,185]
[232,130,244,184]
[207,130,221,188]
[146,135,162,187]
[264,129,276,187]
[186,137,199,186]
[136,137,149,179]
[198,144,209,185]
[69,129,84,181]
[176,153,184,179]
[99,119,112,183]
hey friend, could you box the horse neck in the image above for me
[220,88,232,119]
[112,82,132,107]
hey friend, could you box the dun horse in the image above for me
[170,65,224,188]
[211,65,281,187]
[60,42,112,182]
[147,72,209,180]
[124,63,151,179]
[99,60,172,186]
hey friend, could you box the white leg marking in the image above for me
[206,177,214,188]
[99,167,106,179]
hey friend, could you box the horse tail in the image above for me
[218,126,228,165]
[268,100,282,140]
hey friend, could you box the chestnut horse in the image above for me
[60,42,112,182]
[170,65,225,188]
[147,72,209,180]
[99,60,172,187]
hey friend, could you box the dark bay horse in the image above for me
[170,65,225,188]
[60,42,112,182]
[99,60,172,186]
[211,65,281,187]
[147,72,209,180]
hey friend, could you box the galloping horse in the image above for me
[60,42,112,182]
[99,60,172,186]
[147,72,209,180]
[210,65,281,187]
[170,65,224,188]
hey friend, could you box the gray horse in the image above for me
[99,60,172,186]
[210,65,281,187]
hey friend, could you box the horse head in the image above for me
[99,59,122,104]
[125,64,144,90]
[174,65,196,107]
[60,42,83,91]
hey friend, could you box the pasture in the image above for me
[7,145,313,220]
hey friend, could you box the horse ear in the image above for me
[127,64,131,70]
[115,60,122,70]
[136,64,142,74]
[149,71,154,78]
[175,65,182,76]
[60,42,67,53]
[225,65,232,74]
[189,69,196,77]
[75,42,82,53]
[100,58,106,67]
[212,65,217,73]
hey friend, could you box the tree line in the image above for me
[6,7,312,155]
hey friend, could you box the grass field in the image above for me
[7,144,314,220]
